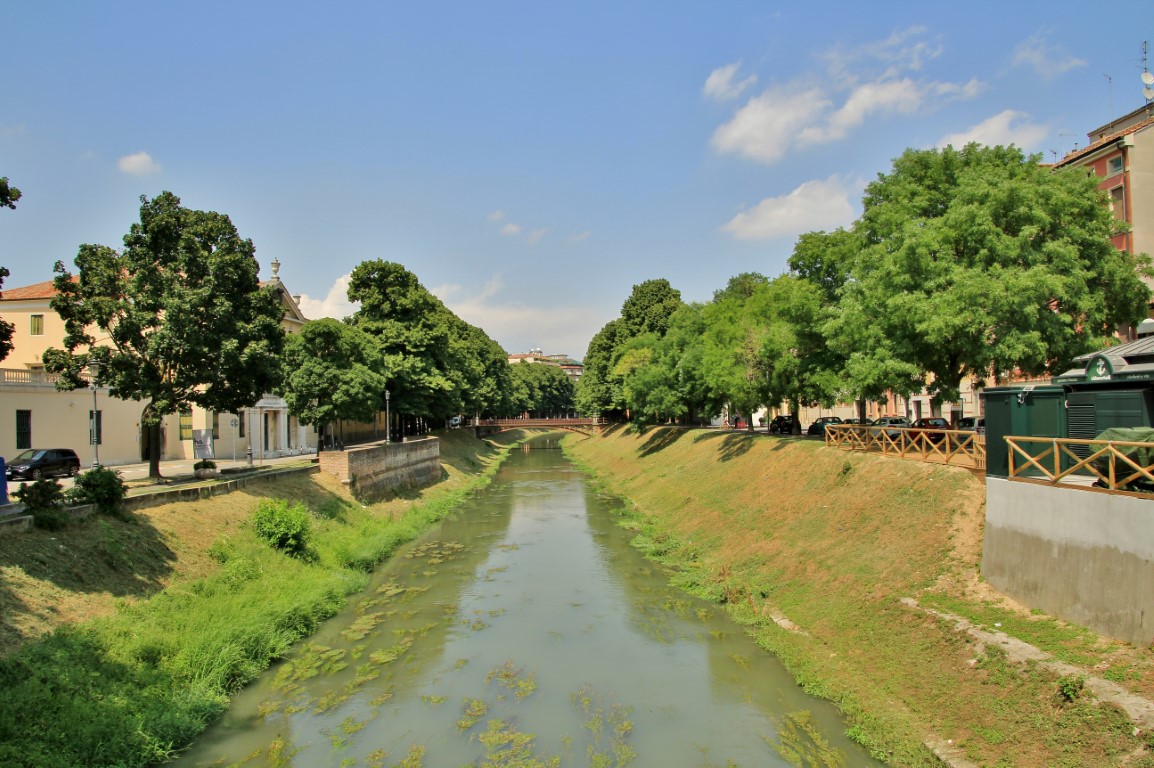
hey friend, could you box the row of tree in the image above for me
[1,190,572,477]
[577,144,1152,428]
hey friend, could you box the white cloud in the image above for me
[500,222,522,236]
[570,231,591,243]
[295,273,358,321]
[800,78,924,144]
[525,228,547,246]
[722,176,859,240]
[937,110,1049,151]
[434,275,601,357]
[487,210,505,222]
[711,86,830,163]
[703,61,758,101]
[117,151,161,176]
[714,29,978,165]
[1012,32,1086,78]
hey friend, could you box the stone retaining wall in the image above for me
[316,438,441,500]
[984,477,1154,645]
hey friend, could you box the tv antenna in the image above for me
[1143,41,1154,103]
[1105,74,1113,115]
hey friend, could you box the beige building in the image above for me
[0,258,316,468]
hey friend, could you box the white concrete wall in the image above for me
[983,477,1154,645]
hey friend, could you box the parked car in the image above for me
[871,415,910,438]
[956,416,986,435]
[768,414,796,434]
[908,417,951,444]
[806,416,843,436]
[841,418,868,425]
[5,448,82,481]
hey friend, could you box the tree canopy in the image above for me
[279,318,386,447]
[44,192,286,477]
[0,177,19,210]
[827,143,1151,405]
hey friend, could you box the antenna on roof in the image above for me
[1143,42,1154,104]
[1105,73,1113,115]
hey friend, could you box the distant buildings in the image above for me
[508,347,583,385]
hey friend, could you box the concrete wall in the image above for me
[317,437,441,500]
[983,477,1154,645]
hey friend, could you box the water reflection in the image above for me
[172,435,882,767]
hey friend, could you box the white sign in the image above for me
[192,429,216,459]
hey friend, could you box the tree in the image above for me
[0,267,13,363]
[0,177,19,210]
[347,260,455,430]
[0,176,21,362]
[280,318,386,449]
[578,279,685,418]
[510,362,575,417]
[830,143,1151,406]
[43,192,286,478]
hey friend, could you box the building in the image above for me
[508,348,583,385]
[0,258,316,467]
[1054,102,1154,312]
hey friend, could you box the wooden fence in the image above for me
[1005,436,1154,493]
[824,424,986,469]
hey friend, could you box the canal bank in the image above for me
[0,430,523,768]
[565,426,1154,767]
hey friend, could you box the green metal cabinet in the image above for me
[982,385,1066,478]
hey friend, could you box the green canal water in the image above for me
[172,436,885,767]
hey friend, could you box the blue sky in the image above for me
[3,2,1152,359]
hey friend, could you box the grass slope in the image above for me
[0,430,519,768]
[568,425,1154,768]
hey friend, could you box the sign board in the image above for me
[192,429,216,460]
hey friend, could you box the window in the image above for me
[1108,156,1124,176]
[89,410,102,446]
[1110,186,1126,220]
[212,412,220,440]
[30,314,44,336]
[16,410,31,450]
[179,409,193,440]
[235,412,245,438]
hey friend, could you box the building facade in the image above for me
[0,259,316,468]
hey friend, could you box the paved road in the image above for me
[4,452,316,502]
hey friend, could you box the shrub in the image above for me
[13,479,69,530]
[194,459,217,471]
[252,499,312,558]
[67,466,128,516]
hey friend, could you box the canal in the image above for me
[173,435,884,767]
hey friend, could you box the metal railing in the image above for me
[825,424,986,469]
[1006,436,1154,492]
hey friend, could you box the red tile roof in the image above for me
[0,280,59,301]
[1055,114,1154,167]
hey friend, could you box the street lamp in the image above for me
[385,389,390,444]
[88,363,100,468]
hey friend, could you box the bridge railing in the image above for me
[825,424,985,469]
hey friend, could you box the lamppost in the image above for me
[385,389,390,444]
[88,363,100,468]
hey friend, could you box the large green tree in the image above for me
[578,279,684,418]
[509,361,575,417]
[828,143,1151,406]
[279,318,386,449]
[44,192,286,477]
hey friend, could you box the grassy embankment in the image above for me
[567,425,1154,768]
[0,430,521,768]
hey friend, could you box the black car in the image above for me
[768,414,796,434]
[806,416,843,436]
[5,448,82,481]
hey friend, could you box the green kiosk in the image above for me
[982,334,1154,478]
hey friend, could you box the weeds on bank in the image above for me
[0,433,515,768]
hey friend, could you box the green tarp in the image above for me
[1091,427,1154,490]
